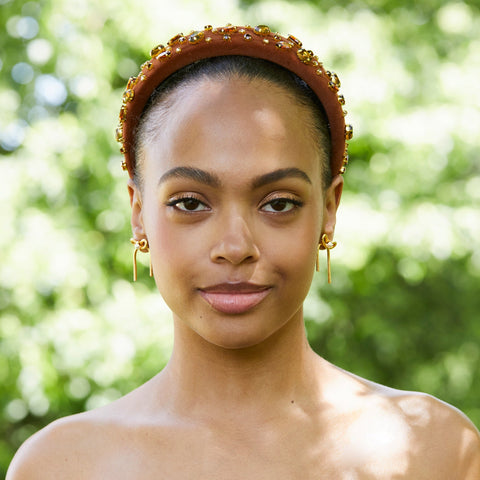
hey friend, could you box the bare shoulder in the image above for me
[7,379,170,480]
[6,411,112,480]
[321,361,480,478]
[392,390,480,478]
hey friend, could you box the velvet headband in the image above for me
[116,24,353,178]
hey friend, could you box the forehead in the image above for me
[142,77,323,185]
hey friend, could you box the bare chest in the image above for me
[87,420,413,480]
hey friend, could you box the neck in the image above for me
[159,309,321,422]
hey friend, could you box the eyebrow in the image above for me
[251,167,312,189]
[158,166,311,189]
[158,166,221,188]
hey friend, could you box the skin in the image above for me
[7,77,480,479]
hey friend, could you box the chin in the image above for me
[193,313,290,351]
[208,335,269,351]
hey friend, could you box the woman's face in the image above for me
[129,77,342,349]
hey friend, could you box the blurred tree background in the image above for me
[1,0,479,474]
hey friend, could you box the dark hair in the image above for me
[134,55,332,189]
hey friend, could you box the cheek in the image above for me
[144,210,214,313]
[148,219,191,276]
[141,202,187,292]
[259,216,320,281]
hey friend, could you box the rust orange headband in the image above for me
[116,24,353,178]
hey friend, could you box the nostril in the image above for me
[210,237,260,265]
[209,216,260,265]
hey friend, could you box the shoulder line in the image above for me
[328,365,480,478]
[6,413,101,480]
[394,391,480,478]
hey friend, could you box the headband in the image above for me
[116,24,353,178]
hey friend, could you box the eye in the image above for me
[261,197,303,213]
[167,196,210,212]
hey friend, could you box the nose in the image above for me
[210,214,260,265]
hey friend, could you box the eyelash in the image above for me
[166,194,209,212]
[166,194,304,214]
[260,196,304,213]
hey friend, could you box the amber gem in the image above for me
[167,34,185,46]
[287,34,302,47]
[115,126,123,142]
[188,31,204,44]
[141,61,153,71]
[328,81,339,92]
[221,25,237,34]
[296,48,313,64]
[150,44,165,57]
[126,76,138,90]
[254,25,271,36]
[345,125,353,140]
[329,71,341,87]
[123,89,134,102]
[158,49,172,60]
[119,105,127,122]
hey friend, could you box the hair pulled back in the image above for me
[134,55,332,189]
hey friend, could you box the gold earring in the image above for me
[130,238,153,281]
[316,234,337,284]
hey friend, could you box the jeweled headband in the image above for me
[116,24,353,178]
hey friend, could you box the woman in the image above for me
[8,24,480,479]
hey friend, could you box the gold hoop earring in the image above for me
[130,238,153,281]
[316,234,337,284]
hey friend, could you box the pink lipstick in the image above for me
[198,283,271,315]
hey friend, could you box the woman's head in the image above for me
[128,72,343,348]
[134,56,332,191]
[121,25,348,347]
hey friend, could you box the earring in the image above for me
[316,234,337,284]
[130,238,153,281]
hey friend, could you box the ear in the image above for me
[127,178,146,239]
[321,174,344,240]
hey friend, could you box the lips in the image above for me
[198,283,272,315]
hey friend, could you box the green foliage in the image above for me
[1,0,479,475]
